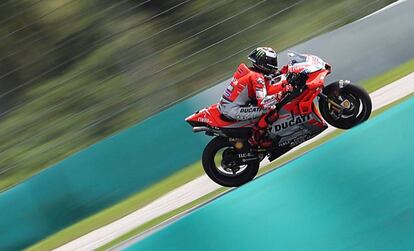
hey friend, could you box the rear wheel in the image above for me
[319,82,372,129]
[202,137,259,187]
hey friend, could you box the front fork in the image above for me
[318,92,350,114]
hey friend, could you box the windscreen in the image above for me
[287,51,325,73]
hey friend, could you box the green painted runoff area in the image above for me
[128,97,414,251]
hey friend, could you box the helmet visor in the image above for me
[266,56,278,70]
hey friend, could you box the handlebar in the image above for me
[286,72,308,88]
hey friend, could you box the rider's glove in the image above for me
[283,83,294,93]
[287,72,308,88]
[286,72,299,85]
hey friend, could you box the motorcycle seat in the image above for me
[220,114,238,122]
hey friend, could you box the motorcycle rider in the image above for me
[218,47,293,147]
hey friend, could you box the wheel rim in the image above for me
[328,92,364,122]
[213,147,248,177]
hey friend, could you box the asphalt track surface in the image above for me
[126,95,414,251]
[58,1,414,249]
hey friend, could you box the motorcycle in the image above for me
[185,51,372,187]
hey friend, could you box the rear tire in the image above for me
[202,137,259,187]
[319,82,372,129]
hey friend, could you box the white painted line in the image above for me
[355,0,407,23]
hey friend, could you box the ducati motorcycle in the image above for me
[185,52,372,187]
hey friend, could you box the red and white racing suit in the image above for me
[218,63,289,128]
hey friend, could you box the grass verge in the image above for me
[27,58,414,251]
[361,58,414,92]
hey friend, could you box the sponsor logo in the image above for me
[242,157,259,162]
[237,152,255,158]
[273,114,312,132]
[197,117,211,124]
[256,77,264,84]
[240,107,261,113]
[290,64,309,72]
[290,135,307,147]
[278,134,309,147]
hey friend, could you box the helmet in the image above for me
[248,47,278,74]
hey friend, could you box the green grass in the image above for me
[361,58,414,92]
[27,58,414,251]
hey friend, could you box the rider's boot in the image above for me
[248,126,273,148]
[248,111,279,148]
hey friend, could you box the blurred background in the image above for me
[0,0,395,191]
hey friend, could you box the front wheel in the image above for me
[319,82,372,129]
[202,137,259,187]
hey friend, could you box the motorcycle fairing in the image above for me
[268,102,327,148]
[185,104,257,128]
[187,99,327,148]
[287,52,326,74]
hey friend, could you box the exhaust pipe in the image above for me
[192,126,210,133]
[192,126,227,137]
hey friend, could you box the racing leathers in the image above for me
[218,63,291,147]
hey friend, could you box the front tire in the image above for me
[202,137,259,187]
[319,82,372,129]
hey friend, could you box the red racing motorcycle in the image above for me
[186,51,372,187]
